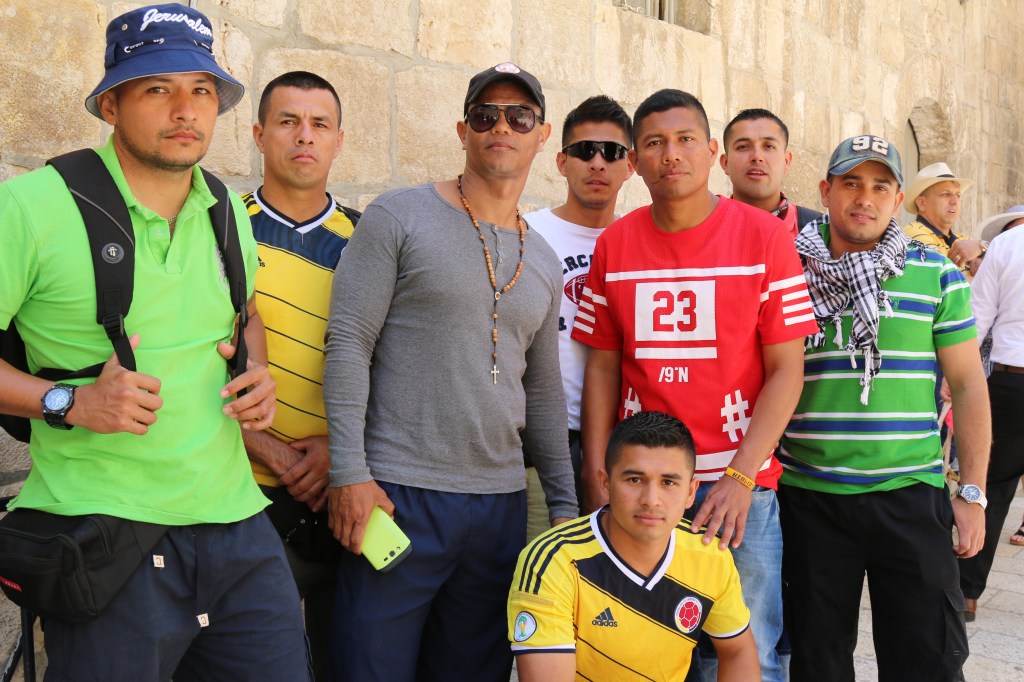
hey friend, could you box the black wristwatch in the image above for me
[41,384,77,430]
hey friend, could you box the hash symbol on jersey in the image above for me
[623,388,642,418]
[721,390,750,443]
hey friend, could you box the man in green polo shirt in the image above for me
[0,4,310,680]
[778,135,991,682]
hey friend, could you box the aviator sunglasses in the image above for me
[562,140,630,162]
[466,103,540,134]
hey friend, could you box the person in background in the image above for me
[522,94,634,538]
[903,161,987,276]
[719,108,821,238]
[957,204,1024,620]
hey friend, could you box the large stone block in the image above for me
[518,0,593,90]
[778,88,806,148]
[791,30,831,98]
[593,5,712,106]
[878,23,905,67]
[847,54,867,115]
[788,151,826,210]
[841,110,865,140]
[695,34,728,123]
[297,0,414,56]
[760,0,789,80]
[862,59,884,122]
[840,0,863,48]
[204,22,253,178]
[418,0,512,67]
[728,71,769,115]
[257,48,392,187]
[882,73,899,124]
[213,0,288,28]
[720,1,760,73]
[0,0,105,158]
[395,66,469,186]
[803,97,832,154]
[522,89,573,211]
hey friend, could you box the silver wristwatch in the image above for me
[956,484,988,510]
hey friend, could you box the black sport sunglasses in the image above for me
[562,140,630,162]
[466,104,540,134]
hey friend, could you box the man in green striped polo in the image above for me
[777,135,991,682]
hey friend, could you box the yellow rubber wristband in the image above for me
[724,467,755,490]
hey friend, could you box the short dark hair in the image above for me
[605,411,696,473]
[632,89,710,148]
[722,108,790,149]
[561,95,633,148]
[258,71,342,127]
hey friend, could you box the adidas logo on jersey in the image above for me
[592,607,618,627]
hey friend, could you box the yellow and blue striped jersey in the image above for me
[508,511,749,680]
[242,190,356,486]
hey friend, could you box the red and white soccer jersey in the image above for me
[572,198,818,487]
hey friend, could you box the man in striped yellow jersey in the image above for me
[508,411,758,681]
[241,71,359,681]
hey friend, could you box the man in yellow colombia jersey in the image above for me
[241,71,359,681]
[508,411,758,681]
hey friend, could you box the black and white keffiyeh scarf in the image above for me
[795,217,923,404]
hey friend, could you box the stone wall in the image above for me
[1,0,1022,229]
[1,0,1022,665]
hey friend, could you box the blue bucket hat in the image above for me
[85,3,244,120]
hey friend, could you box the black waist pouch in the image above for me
[261,486,341,564]
[0,509,167,623]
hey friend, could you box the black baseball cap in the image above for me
[464,63,545,121]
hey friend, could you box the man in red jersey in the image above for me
[572,89,818,682]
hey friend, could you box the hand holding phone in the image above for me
[362,506,412,572]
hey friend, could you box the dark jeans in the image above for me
[779,483,968,682]
[43,513,310,682]
[960,371,1024,598]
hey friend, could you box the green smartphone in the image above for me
[362,506,412,572]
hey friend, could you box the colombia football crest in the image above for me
[674,596,703,634]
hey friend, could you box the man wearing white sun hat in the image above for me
[903,161,987,274]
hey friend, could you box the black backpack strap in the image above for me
[201,169,248,378]
[340,204,362,226]
[47,150,137,374]
[795,205,823,232]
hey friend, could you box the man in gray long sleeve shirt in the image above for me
[323,63,578,682]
